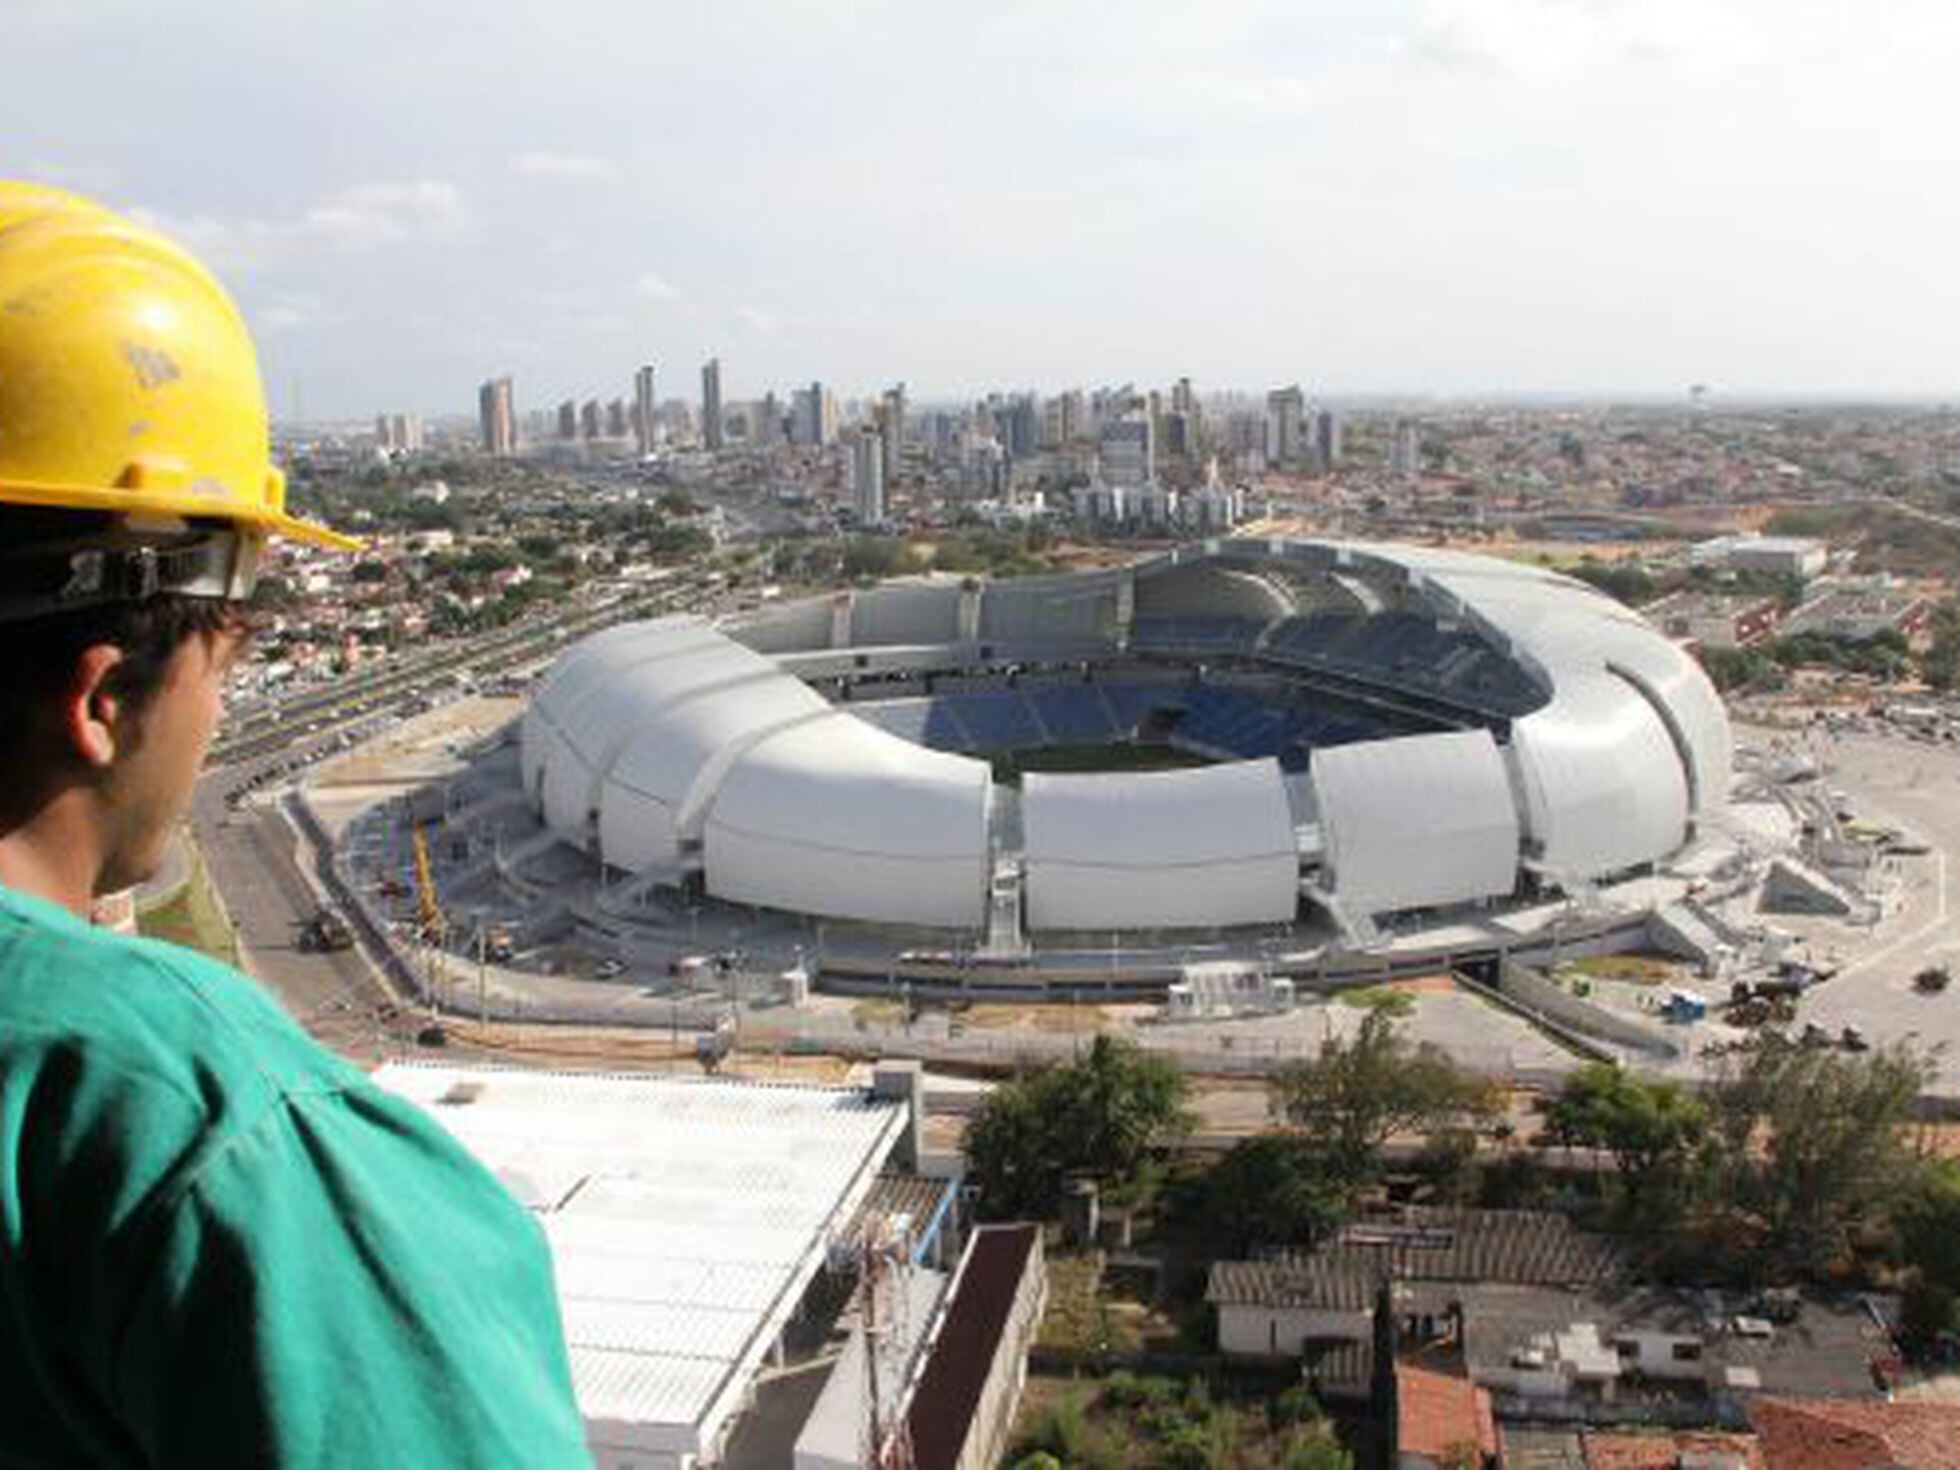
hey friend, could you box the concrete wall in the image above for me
[1497,960,1679,1059]
[1216,1304,1370,1358]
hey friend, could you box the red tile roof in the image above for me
[1397,1363,1497,1464]
[1751,1397,1960,1470]
[1583,1429,1765,1470]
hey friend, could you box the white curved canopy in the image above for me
[1022,760,1298,931]
[703,714,991,927]
[1311,730,1520,915]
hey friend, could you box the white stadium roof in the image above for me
[521,539,1731,932]
[1023,759,1299,930]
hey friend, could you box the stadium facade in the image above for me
[520,540,1730,948]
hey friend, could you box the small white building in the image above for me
[374,1061,920,1470]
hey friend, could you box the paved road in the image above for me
[191,777,404,1062]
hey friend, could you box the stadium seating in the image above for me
[1130,615,1269,656]
[1023,686,1120,744]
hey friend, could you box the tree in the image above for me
[1269,1011,1498,1187]
[966,1036,1192,1219]
[1281,1424,1354,1470]
[1923,600,1960,691]
[1700,1037,1931,1275]
[840,535,912,580]
[1196,1134,1356,1254]
[1898,1160,1960,1292]
[1545,1064,1704,1225]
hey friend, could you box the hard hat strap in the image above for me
[0,527,260,624]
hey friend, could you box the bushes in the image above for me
[1013,1373,1349,1470]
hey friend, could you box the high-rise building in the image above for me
[557,399,578,441]
[1389,422,1420,479]
[580,399,602,440]
[1179,458,1243,533]
[1315,409,1342,469]
[1098,412,1155,490]
[1167,377,1201,461]
[792,382,836,447]
[606,399,629,440]
[851,428,886,525]
[1042,390,1086,450]
[633,365,658,456]
[1265,385,1304,467]
[999,394,1041,459]
[375,412,424,453]
[478,377,516,457]
[878,383,906,481]
[701,358,724,450]
[754,391,783,447]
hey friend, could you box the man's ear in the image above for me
[62,644,127,769]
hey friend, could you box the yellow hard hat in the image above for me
[0,179,357,553]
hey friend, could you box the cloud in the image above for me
[253,291,327,332]
[509,149,619,181]
[134,179,472,270]
[633,272,684,302]
[1410,0,1760,78]
[731,305,779,335]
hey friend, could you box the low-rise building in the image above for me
[1782,584,1931,642]
[1206,1209,1620,1362]
[1646,591,1783,650]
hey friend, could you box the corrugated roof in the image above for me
[1207,1208,1621,1311]
[373,1062,906,1451]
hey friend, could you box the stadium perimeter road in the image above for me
[189,776,401,1063]
[1792,728,1960,1093]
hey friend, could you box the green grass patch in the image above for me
[1037,1252,1138,1355]
[137,840,239,967]
[1336,985,1417,1017]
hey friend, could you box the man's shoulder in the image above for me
[0,890,358,1122]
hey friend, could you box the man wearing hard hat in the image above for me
[0,184,590,1465]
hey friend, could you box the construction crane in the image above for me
[410,822,444,943]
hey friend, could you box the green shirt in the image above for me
[0,886,590,1467]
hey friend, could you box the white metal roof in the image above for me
[371,1063,906,1459]
[1311,730,1520,915]
[704,712,992,927]
[1022,759,1299,930]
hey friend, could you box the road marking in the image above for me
[1836,850,1949,983]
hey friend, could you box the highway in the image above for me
[190,780,406,1061]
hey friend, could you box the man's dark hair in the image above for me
[0,510,255,784]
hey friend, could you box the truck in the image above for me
[297,907,354,953]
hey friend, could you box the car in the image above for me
[593,958,625,980]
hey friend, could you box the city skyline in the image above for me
[13,0,1960,417]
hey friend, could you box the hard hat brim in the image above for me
[0,477,363,552]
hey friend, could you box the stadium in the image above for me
[512,539,1732,986]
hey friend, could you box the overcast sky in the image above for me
[10,0,1960,419]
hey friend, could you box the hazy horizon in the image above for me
[12,0,1960,419]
